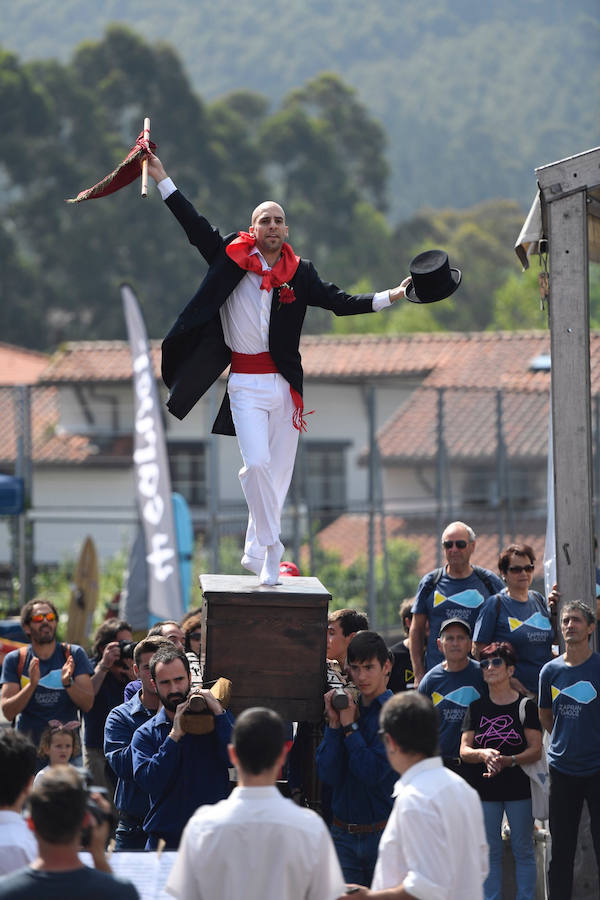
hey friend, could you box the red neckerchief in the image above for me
[226,231,300,291]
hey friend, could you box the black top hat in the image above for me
[404,249,462,304]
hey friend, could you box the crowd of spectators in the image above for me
[0,521,598,899]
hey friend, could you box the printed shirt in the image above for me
[0,643,93,745]
[462,694,540,801]
[473,590,554,693]
[388,641,415,693]
[412,568,504,670]
[419,660,486,757]
[539,651,600,776]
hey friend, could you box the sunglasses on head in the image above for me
[507,564,534,574]
[30,612,56,623]
[480,657,504,670]
[442,540,468,549]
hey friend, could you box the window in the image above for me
[292,442,348,525]
[168,443,206,506]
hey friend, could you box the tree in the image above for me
[308,536,420,630]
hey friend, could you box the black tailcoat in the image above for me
[161,190,375,435]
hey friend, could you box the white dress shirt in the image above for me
[157,175,391,349]
[372,756,489,900]
[0,810,38,875]
[165,785,345,900]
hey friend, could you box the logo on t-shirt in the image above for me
[475,713,522,748]
[551,680,597,704]
[431,685,481,707]
[508,612,552,633]
[20,669,67,691]
[433,589,484,610]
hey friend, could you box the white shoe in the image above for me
[259,541,284,586]
[241,554,263,576]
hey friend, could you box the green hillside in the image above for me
[1,0,598,219]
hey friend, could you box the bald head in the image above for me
[249,201,289,263]
[251,201,286,225]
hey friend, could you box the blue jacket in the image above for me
[104,691,155,820]
[316,689,396,824]
[131,706,233,846]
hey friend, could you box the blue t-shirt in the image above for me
[0,643,93,745]
[473,590,554,694]
[539,652,600,776]
[412,567,504,670]
[418,659,486,757]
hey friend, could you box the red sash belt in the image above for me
[230,351,278,374]
[229,351,313,432]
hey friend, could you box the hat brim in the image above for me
[404,268,462,305]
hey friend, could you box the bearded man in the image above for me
[131,645,233,849]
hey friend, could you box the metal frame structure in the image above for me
[536,147,600,640]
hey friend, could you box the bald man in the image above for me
[147,152,407,584]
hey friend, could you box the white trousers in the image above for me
[227,372,299,562]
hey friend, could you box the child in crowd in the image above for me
[34,720,80,784]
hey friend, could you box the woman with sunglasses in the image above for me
[460,642,542,900]
[472,544,554,695]
[182,613,202,660]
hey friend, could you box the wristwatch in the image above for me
[343,722,359,736]
[511,755,517,767]
[63,676,73,688]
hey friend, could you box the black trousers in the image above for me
[548,765,600,899]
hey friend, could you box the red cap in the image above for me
[279,561,300,577]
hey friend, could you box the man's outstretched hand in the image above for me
[389,276,411,303]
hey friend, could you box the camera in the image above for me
[331,687,350,710]
[77,769,117,847]
[118,639,137,661]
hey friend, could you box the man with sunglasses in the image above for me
[0,600,94,750]
[409,521,503,686]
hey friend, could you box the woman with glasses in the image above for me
[460,642,542,900]
[472,544,554,695]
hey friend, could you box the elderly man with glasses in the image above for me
[0,599,93,751]
[409,521,503,686]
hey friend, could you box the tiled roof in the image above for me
[0,344,49,386]
[33,330,571,389]
[39,341,163,383]
[376,386,550,462]
[0,387,94,465]
[310,513,547,579]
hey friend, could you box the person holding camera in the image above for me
[104,635,167,850]
[316,631,396,887]
[0,765,138,899]
[83,619,135,792]
[131,644,233,849]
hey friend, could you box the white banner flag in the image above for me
[122,284,183,623]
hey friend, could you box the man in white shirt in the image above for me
[146,150,409,585]
[0,729,38,875]
[340,692,488,900]
[166,706,345,900]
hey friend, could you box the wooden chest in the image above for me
[200,574,330,722]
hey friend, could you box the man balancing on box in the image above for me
[145,149,461,584]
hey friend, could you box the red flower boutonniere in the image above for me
[278,283,295,309]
